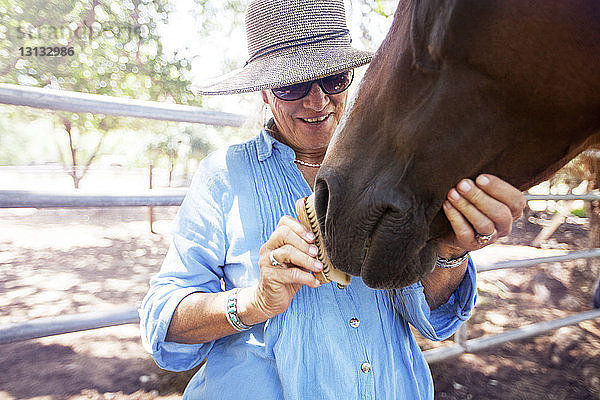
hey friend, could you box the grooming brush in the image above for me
[296,194,352,287]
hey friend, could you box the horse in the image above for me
[314,0,600,289]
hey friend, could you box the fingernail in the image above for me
[305,232,316,242]
[309,245,319,256]
[477,175,490,186]
[314,260,323,270]
[443,200,451,210]
[449,189,461,201]
[457,180,472,193]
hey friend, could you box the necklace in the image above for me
[263,127,323,168]
[294,159,322,168]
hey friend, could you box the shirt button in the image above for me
[349,318,360,328]
[337,283,346,289]
[361,362,371,373]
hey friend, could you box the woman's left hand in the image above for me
[438,174,526,258]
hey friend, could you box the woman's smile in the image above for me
[299,114,331,124]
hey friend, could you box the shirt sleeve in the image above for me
[392,257,477,341]
[139,157,228,371]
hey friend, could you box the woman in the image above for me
[140,0,525,398]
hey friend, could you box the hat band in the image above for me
[246,29,351,66]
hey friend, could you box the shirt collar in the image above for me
[257,129,295,162]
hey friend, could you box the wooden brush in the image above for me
[296,194,352,287]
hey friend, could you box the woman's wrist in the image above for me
[437,242,467,260]
[235,286,270,326]
[435,252,469,269]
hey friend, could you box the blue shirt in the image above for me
[139,130,477,399]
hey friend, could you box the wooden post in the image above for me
[148,162,155,234]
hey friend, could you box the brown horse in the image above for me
[315,0,600,288]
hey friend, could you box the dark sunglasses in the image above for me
[271,70,354,101]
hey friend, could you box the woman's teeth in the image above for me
[302,115,328,123]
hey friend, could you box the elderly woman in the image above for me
[140,0,525,398]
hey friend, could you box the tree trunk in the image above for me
[61,117,107,189]
[531,202,574,247]
[168,159,174,187]
[62,118,81,189]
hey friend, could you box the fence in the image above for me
[0,83,246,127]
[1,83,599,363]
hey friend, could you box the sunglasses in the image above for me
[271,70,354,101]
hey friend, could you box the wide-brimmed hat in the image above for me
[195,0,374,95]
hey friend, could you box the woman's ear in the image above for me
[260,90,269,105]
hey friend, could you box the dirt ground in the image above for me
[0,207,599,399]
[428,215,600,400]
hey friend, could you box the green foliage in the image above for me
[1,0,196,103]
[0,0,399,188]
[570,207,586,218]
[0,0,200,187]
[373,0,393,17]
[0,107,59,164]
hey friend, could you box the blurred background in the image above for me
[0,0,598,399]
[0,0,396,191]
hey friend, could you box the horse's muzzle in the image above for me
[315,169,436,288]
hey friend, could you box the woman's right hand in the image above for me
[239,216,323,325]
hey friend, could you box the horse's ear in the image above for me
[410,0,457,72]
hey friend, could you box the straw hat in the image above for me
[195,0,374,95]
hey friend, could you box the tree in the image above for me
[145,125,212,187]
[0,0,200,188]
[0,0,397,188]
[346,0,395,50]
[145,133,181,188]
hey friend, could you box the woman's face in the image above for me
[261,81,349,157]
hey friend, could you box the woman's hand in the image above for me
[240,216,323,325]
[423,174,525,309]
[438,174,526,258]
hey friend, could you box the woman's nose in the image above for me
[302,83,329,111]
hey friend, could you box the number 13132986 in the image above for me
[19,47,75,56]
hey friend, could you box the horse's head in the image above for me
[315,0,600,288]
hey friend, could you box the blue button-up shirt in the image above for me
[140,130,477,399]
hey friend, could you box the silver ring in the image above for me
[269,250,281,266]
[475,231,495,245]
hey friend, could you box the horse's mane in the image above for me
[407,0,458,72]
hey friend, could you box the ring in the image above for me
[269,250,281,266]
[475,231,495,245]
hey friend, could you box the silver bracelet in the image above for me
[435,252,469,269]
[225,288,254,332]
